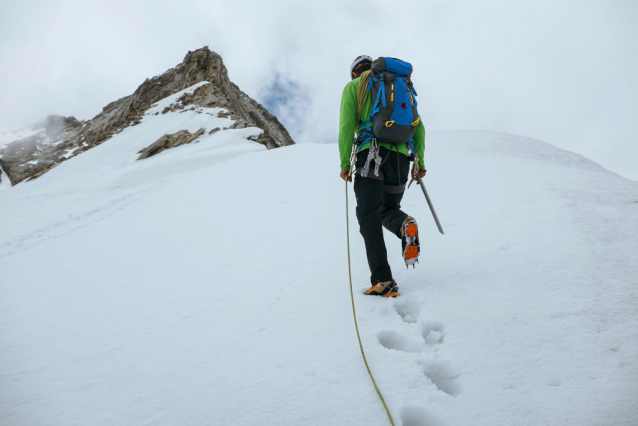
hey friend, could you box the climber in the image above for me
[339,55,426,298]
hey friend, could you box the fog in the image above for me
[1,0,636,179]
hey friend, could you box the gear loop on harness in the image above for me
[360,138,382,178]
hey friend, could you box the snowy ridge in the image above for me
[0,47,294,186]
[145,81,212,115]
[1,125,637,425]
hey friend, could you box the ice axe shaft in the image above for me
[417,176,444,234]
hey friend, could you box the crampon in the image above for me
[402,217,420,268]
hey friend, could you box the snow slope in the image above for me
[1,87,637,425]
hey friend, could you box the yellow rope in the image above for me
[355,70,371,127]
[345,179,396,426]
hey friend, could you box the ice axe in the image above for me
[407,144,444,235]
[415,176,444,234]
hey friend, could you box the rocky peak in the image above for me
[0,47,295,186]
[33,115,82,133]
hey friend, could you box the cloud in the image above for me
[1,0,636,179]
[259,72,310,137]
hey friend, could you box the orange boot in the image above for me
[364,280,399,298]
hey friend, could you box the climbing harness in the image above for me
[344,150,396,426]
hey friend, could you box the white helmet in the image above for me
[350,55,373,78]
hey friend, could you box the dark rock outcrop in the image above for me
[0,115,86,184]
[0,47,295,185]
[137,128,206,160]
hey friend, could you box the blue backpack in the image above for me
[357,57,420,149]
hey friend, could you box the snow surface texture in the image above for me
[1,85,638,425]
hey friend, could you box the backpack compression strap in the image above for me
[356,74,384,151]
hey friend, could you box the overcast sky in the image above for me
[1,0,636,179]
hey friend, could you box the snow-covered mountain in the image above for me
[0,47,294,187]
[1,57,637,425]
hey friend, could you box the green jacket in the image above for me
[338,76,425,171]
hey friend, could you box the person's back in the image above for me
[338,55,426,298]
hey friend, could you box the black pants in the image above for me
[354,146,410,284]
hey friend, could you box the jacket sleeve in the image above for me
[338,81,357,170]
[412,119,425,169]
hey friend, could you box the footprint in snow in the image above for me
[420,320,445,345]
[392,294,423,323]
[420,358,462,397]
[401,405,448,426]
[377,330,424,353]
[378,295,462,403]
[376,319,445,353]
